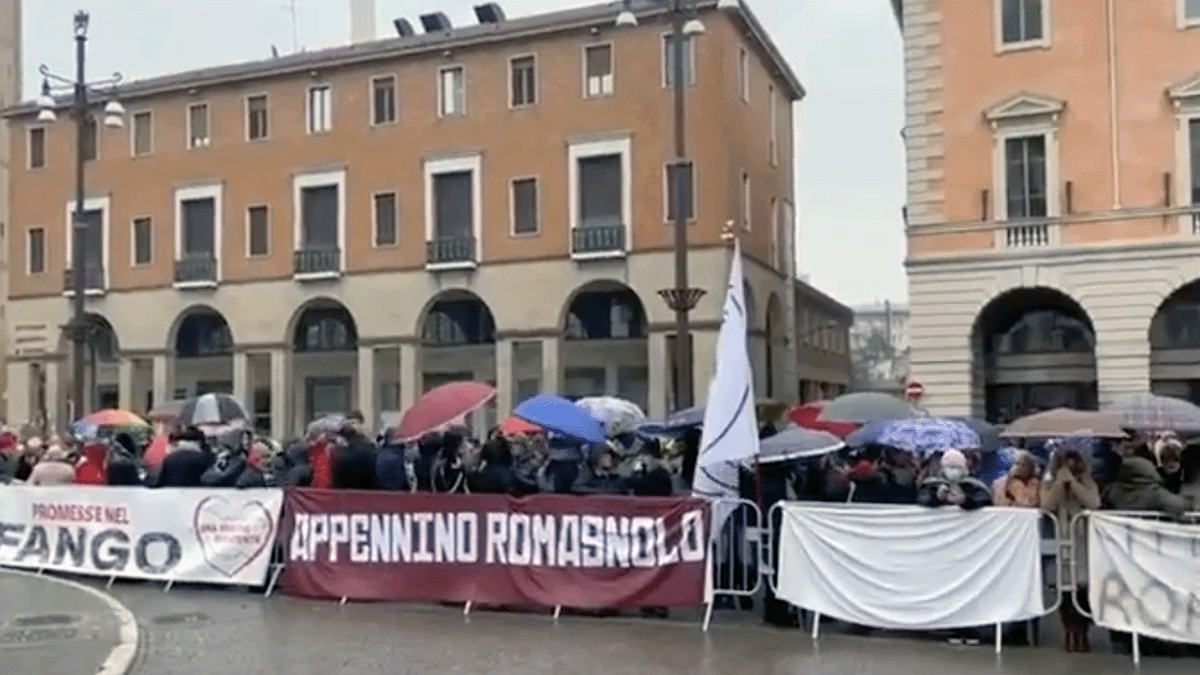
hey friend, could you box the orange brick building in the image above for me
[894,0,1200,420]
[4,1,849,435]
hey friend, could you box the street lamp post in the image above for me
[616,0,707,410]
[37,11,125,419]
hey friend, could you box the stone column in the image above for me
[494,338,514,415]
[117,357,135,410]
[356,345,376,430]
[399,342,420,412]
[232,350,250,414]
[151,354,173,410]
[540,336,561,394]
[647,332,668,418]
[269,349,290,439]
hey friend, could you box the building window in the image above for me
[432,172,473,240]
[371,76,397,125]
[999,0,1045,46]
[438,66,465,117]
[579,155,623,229]
[373,192,398,246]
[1004,135,1047,219]
[511,177,539,235]
[769,198,779,269]
[662,34,696,86]
[300,184,340,250]
[307,85,332,133]
[1187,0,1200,25]
[188,103,209,148]
[247,95,269,140]
[247,205,270,256]
[738,47,749,101]
[741,171,752,230]
[179,196,217,259]
[26,228,45,275]
[68,204,106,279]
[510,56,537,107]
[584,44,614,97]
[132,217,153,266]
[131,111,153,155]
[28,127,45,169]
[768,84,778,165]
[81,117,97,161]
[664,161,695,222]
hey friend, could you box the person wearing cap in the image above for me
[917,449,992,509]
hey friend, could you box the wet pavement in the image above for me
[0,570,129,675]
[79,580,1189,675]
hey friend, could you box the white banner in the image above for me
[1088,512,1200,645]
[775,503,1045,630]
[0,486,283,586]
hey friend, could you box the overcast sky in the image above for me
[20,0,906,306]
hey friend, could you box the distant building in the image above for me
[794,281,853,402]
[851,301,909,392]
[0,0,19,421]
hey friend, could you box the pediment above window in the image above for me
[983,92,1065,126]
[1167,72,1200,107]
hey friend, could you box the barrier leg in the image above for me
[1132,631,1140,666]
[163,578,174,593]
[811,612,821,640]
[339,596,347,605]
[36,567,44,576]
[463,601,472,617]
[552,606,561,621]
[701,601,714,632]
[994,623,1002,654]
[263,564,284,598]
[106,574,117,590]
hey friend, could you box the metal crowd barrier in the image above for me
[1066,510,1200,666]
[702,497,764,631]
[763,503,1062,653]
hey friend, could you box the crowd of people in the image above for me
[2,411,1197,657]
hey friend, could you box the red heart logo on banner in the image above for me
[193,496,274,578]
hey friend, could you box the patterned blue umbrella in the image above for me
[854,417,981,456]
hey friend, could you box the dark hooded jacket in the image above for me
[1103,456,1188,517]
[333,426,378,490]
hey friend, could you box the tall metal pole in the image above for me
[670,0,693,409]
[70,20,89,418]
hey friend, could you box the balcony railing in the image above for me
[293,246,341,276]
[173,255,218,285]
[572,224,625,255]
[426,235,476,265]
[62,264,105,293]
[1003,221,1051,248]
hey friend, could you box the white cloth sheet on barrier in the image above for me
[775,503,1044,630]
[0,486,283,586]
[1088,512,1200,646]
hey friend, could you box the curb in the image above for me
[1,568,139,675]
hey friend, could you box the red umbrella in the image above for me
[143,434,170,470]
[788,400,859,439]
[394,381,496,441]
[499,416,542,437]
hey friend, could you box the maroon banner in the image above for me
[280,489,709,608]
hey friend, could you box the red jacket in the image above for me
[308,440,334,489]
[74,443,108,485]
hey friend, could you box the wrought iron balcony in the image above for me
[62,264,105,293]
[425,235,476,265]
[173,255,218,285]
[572,224,625,255]
[293,246,341,276]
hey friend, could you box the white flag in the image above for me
[691,239,759,502]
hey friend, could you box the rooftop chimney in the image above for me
[350,0,376,43]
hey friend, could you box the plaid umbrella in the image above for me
[817,392,915,424]
[574,396,646,437]
[1101,393,1200,432]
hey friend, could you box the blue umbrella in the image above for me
[848,417,980,456]
[637,405,703,436]
[513,394,607,446]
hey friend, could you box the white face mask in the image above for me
[942,465,967,482]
